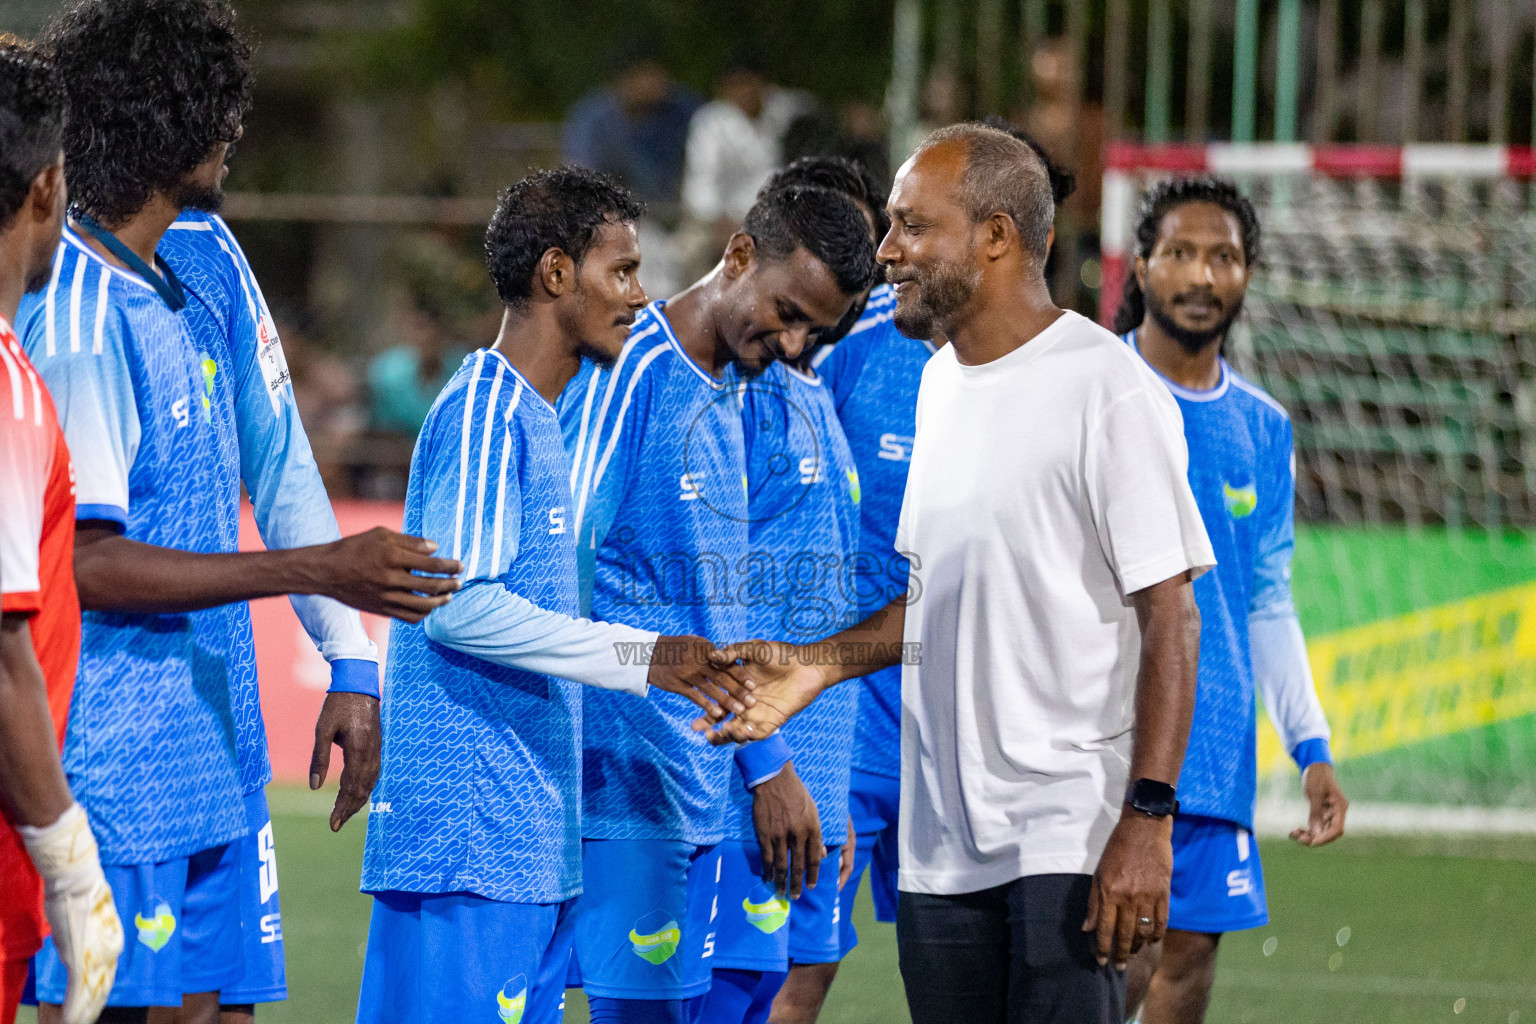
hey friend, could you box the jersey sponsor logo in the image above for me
[1222,480,1258,519]
[798,456,823,486]
[369,800,393,813]
[742,883,790,934]
[134,898,177,952]
[548,506,567,534]
[679,472,703,502]
[257,820,279,903]
[1226,868,1253,897]
[200,356,218,422]
[171,396,190,429]
[259,911,283,944]
[496,975,528,1023]
[628,910,682,964]
[877,433,914,462]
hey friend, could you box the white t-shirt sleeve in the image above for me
[1084,384,1216,597]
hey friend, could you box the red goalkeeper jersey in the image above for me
[0,312,79,961]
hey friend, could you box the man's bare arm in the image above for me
[1083,571,1200,970]
[0,617,72,827]
[74,523,462,622]
[698,595,908,742]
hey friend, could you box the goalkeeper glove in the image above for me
[19,803,123,1024]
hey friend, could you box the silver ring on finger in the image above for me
[1137,917,1154,928]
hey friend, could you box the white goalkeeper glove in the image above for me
[19,803,123,1024]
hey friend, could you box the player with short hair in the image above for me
[1112,176,1347,1024]
[356,166,754,1024]
[691,158,878,1024]
[559,183,874,1023]
[19,2,461,1019]
[0,40,124,1024]
[154,208,389,1021]
[797,133,1075,1024]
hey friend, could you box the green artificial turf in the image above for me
[15,788,1535,1024]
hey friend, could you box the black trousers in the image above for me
[897,874,1125,1024]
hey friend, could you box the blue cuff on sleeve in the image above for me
[1292,737,1332,773]
[734,733,793,789]
[327,659,381,700]
[75,504,128,529]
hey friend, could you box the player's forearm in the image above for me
[73,527,336,614]
[423,581,656,694]
[1126,574,1200,792]
[800,595,908,690]
[0,620,73,827]
[1250,606,1331,764]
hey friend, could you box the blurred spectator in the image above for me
[680,55,812,277]
[284,320,367,495]
[782,100,889,187]
[1015,36,1103,313]
[561,52,701,213]
[366,301,466,436]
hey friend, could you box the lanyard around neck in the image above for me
[74,213,187,312]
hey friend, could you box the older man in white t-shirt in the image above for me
[700,123,1214,1024]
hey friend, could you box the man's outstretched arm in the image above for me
[73,523,462,621]
[1082,571,1200,971]
[696,594,909,743]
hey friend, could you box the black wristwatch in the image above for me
[1125,779,1179,819]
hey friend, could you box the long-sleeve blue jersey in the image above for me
[158,212,379,795]
[723,363,862,844]
[365,350,658,902]
[1123,330,1332,828]
[558,302,749,844]
[18,226,246,864]
[811,285,935,780]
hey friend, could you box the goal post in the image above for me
[1100,144,1536,826]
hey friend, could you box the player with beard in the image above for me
[1111,177,1347,1024]
[0,40,124,1024]
[696,124,1214,1024]
[558,184,873,1024]
[18,3,463,1020]
[357,167,755,1024]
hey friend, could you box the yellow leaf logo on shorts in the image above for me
[1222,480,1258,519]
[495,976,527,1024]
[628,911,682,964]
[846,468,862,505]
[743,884,790,934]
[134,901,176,952]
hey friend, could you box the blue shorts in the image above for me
[1167,814,1269,935]
[839,768,899,954]
[568,839,719,1000]
[34,841,243,1006]
[710,842,789,971]
[356,891,573,1024]
[786,842,847,965]
[222,789,286,1004]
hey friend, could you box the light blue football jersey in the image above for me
[811,284,934,780]
[17,225,246,864]
[1123,330,1297,829]
[723,362,862,844]
[558,301,748,844]
[158,211,378,797]
[364,350,586,903]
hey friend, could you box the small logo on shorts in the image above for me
[1222,480,1258,519]
[742,884,790,934]
[134,899,177,952]
[495,975,527,1024]
[628,910,682,964]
